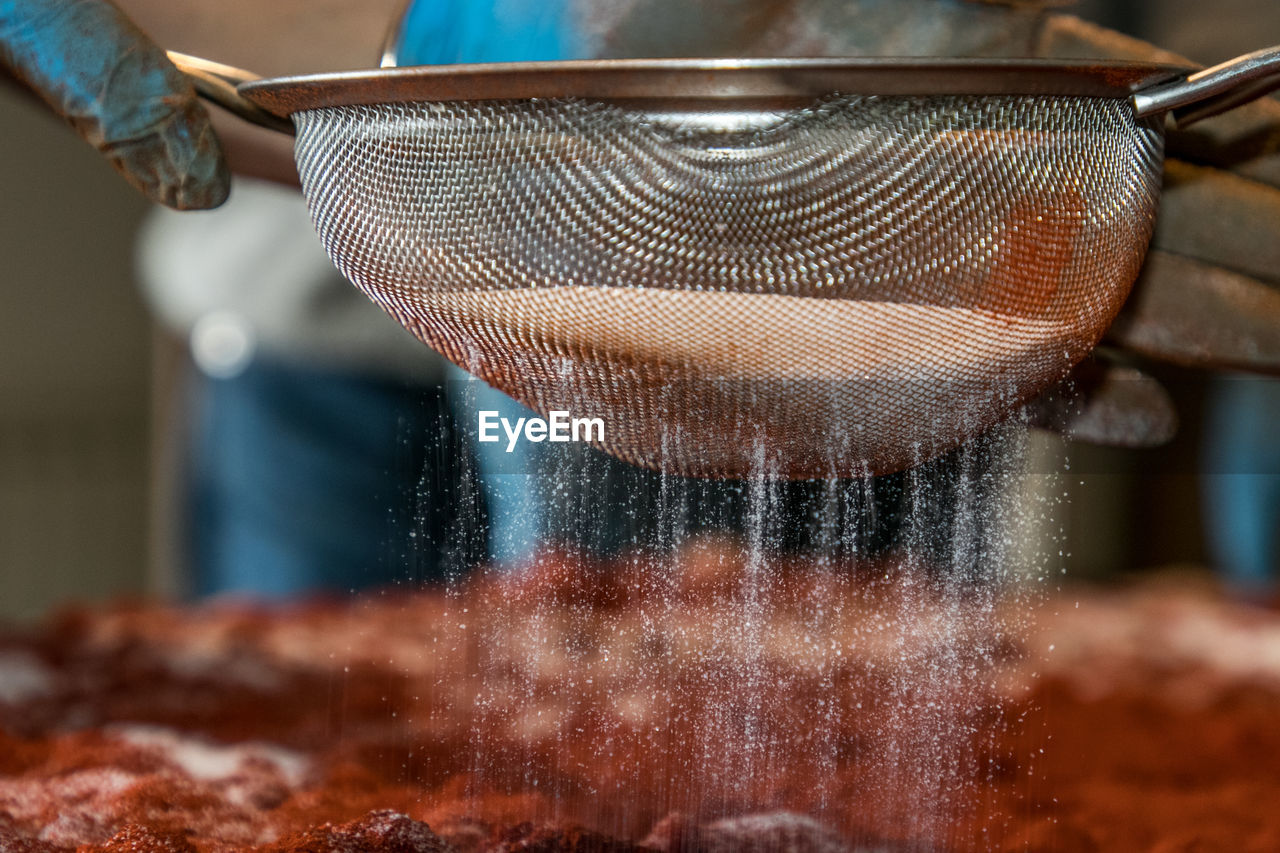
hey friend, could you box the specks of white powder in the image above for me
[156,648,282,692]
[110,725,310,788]
[706,811,850,852]
[0,767,139,845]
[0,651,55,705]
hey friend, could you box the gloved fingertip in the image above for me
[105,98,231,210]
[166,120,232,211]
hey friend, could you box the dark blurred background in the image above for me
[0,79,153,622]
[0,0,1276,621]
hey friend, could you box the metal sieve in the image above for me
[172,49,1280,479]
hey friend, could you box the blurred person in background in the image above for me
[4,0,1277,600]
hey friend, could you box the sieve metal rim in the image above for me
[239,57,1189,118]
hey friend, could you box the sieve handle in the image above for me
[167,51,295,136]
[1132,45,1280,127]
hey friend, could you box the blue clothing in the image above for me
[444,366,547,568]
[399,0,584,569]
[398,0,581,64]
[188,359,481,598]
[1201,376,1280,599]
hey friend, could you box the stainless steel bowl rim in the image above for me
[238,57,1190,117]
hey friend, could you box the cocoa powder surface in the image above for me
[0,555,1277,853]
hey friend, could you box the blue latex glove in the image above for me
[0,0,228,209]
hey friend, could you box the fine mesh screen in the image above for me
[292,94,1164,479]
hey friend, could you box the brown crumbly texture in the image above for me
[259,810,452,853]
[485,822,649,852]
[1,546,1279,852]
[94,824,199,853]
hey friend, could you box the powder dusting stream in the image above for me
[281,49,1161,845]
[283,75,1152,845]
[401,376,1050,851]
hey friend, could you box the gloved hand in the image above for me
[580,0,1280,378]
[0,0,228,209]
[1035,14,1280,376]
